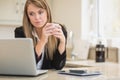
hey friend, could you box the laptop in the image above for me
[0,38,48,76]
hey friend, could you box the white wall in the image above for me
[0,0,25,39]
[52,0,82,53]
[0,25,16,39]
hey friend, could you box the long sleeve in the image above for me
[52,49,66,70]
[14,27,25,37]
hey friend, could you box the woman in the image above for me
[15,0,67,70]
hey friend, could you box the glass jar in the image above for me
[95,41,105,62]
[66,31,75,60]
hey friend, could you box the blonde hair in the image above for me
[23,0,57,60]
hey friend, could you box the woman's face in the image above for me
[27,3,47,28]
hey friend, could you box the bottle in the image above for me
[95,41,105,62]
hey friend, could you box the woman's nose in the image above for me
[35,14,40,20]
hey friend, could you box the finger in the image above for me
[52,30,63,38]
[44,23,56,32]
[52,28,62,34]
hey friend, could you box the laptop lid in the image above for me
[0,38,47,76]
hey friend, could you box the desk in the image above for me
[0,60,120,80]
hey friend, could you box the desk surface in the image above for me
[0,60,120,80]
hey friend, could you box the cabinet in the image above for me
[0,0,26,26]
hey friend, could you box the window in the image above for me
[81,0,120,47]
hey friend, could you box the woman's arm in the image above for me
[14,26,25,37]
[52,25,67,70]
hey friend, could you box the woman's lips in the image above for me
[35,21,42,25]
[35,21,41,23]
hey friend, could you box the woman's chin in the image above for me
[34,24,43,28]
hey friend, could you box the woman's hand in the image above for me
[51,23,66,54]
[41,23,65,44]
[51,24,65,44]
[41,23,66,54]
[41,23,55,44]
[35,23,55,57]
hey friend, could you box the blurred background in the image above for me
[0,0,120,62]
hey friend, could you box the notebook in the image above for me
[58,70,101,76]
[0,38,48,76]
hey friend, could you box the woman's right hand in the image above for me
[41,23,56,44]
[35,23,54,57]
[35,23,57,57]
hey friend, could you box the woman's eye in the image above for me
[29,12,34,16]
[39,11,44,15]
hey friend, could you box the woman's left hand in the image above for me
[52,24,65,44]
